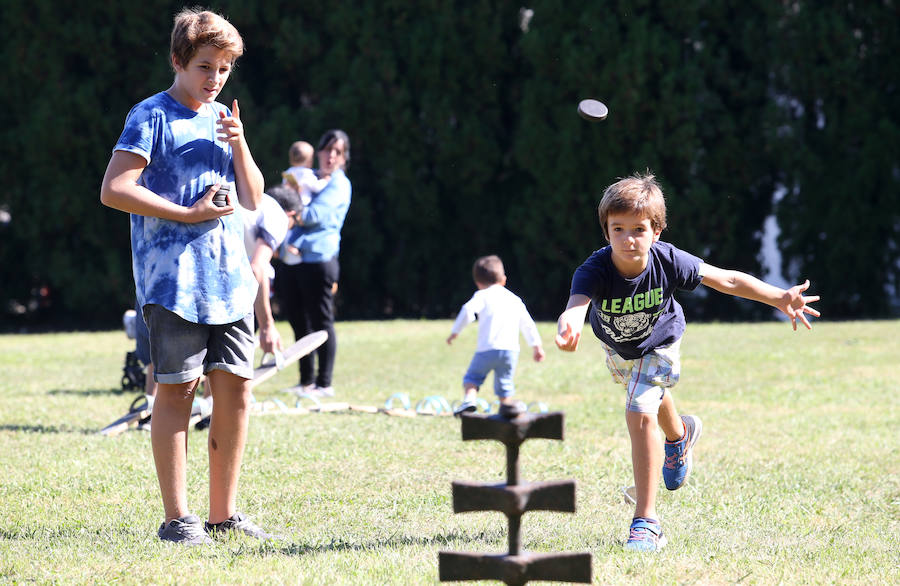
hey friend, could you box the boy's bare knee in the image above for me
[626,410,659,431]
[158,380,200,403]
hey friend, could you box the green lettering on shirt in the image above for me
[634,293,645,311]
[600,288,665,315]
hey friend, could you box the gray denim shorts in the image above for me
[142,304,255,384]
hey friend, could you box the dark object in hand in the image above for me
[206,184,230,207]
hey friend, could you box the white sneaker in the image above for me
[310,386,334,398]
[285,384,316,397]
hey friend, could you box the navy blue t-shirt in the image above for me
[570,241,703,360]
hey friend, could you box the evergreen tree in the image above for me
[0,0,895,327]
[771,1,900,318]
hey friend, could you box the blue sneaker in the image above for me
[624,517,667,552]
[663,414,702,490]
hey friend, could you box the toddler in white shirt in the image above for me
[282,140,330,206]
[447,255,545,417]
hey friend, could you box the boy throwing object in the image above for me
[555,172,820,552]
[447,255,545,417]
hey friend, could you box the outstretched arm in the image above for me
[555,294,591,351]
[699,263,821,330]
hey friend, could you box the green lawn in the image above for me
[1,320,897,584]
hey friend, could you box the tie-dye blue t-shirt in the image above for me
[114,91,257,325]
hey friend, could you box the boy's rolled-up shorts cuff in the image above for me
[155,366,205,385]
[204,362,254,380]
[155,364,253,384]
[626,387,667,414]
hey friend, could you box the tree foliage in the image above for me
[770,1,900,317]
[1,0,896,329]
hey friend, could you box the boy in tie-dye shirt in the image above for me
[100,8,272,545]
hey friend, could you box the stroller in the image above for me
[121,309,146,391]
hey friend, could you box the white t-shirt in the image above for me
[283,166,330,206]
[239,193,289,280]
[450,284,542,352]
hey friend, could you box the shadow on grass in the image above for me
[235,528,507,558]
[48,387,135,397]
[0,526,507,554]
[0,423,112,435]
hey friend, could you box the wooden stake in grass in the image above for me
[439,412,592,584]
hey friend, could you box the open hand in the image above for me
[781,279,821,330]
[555,320,581,352]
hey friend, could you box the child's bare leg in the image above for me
[151,379,200,522]
[206,370,252,524]
[462,383,478,402]
[657,390,686,441]
[626,410,662,520]
[454,383,481,416]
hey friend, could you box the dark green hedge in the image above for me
[1,0,897,329]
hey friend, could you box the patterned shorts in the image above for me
[602,338,681,414]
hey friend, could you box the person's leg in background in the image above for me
[274,261,313,388]
[298,257,338,390]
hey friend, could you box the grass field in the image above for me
[1,319,897,584]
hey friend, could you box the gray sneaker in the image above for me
[158,515,213,546]
[205,512,275,540]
